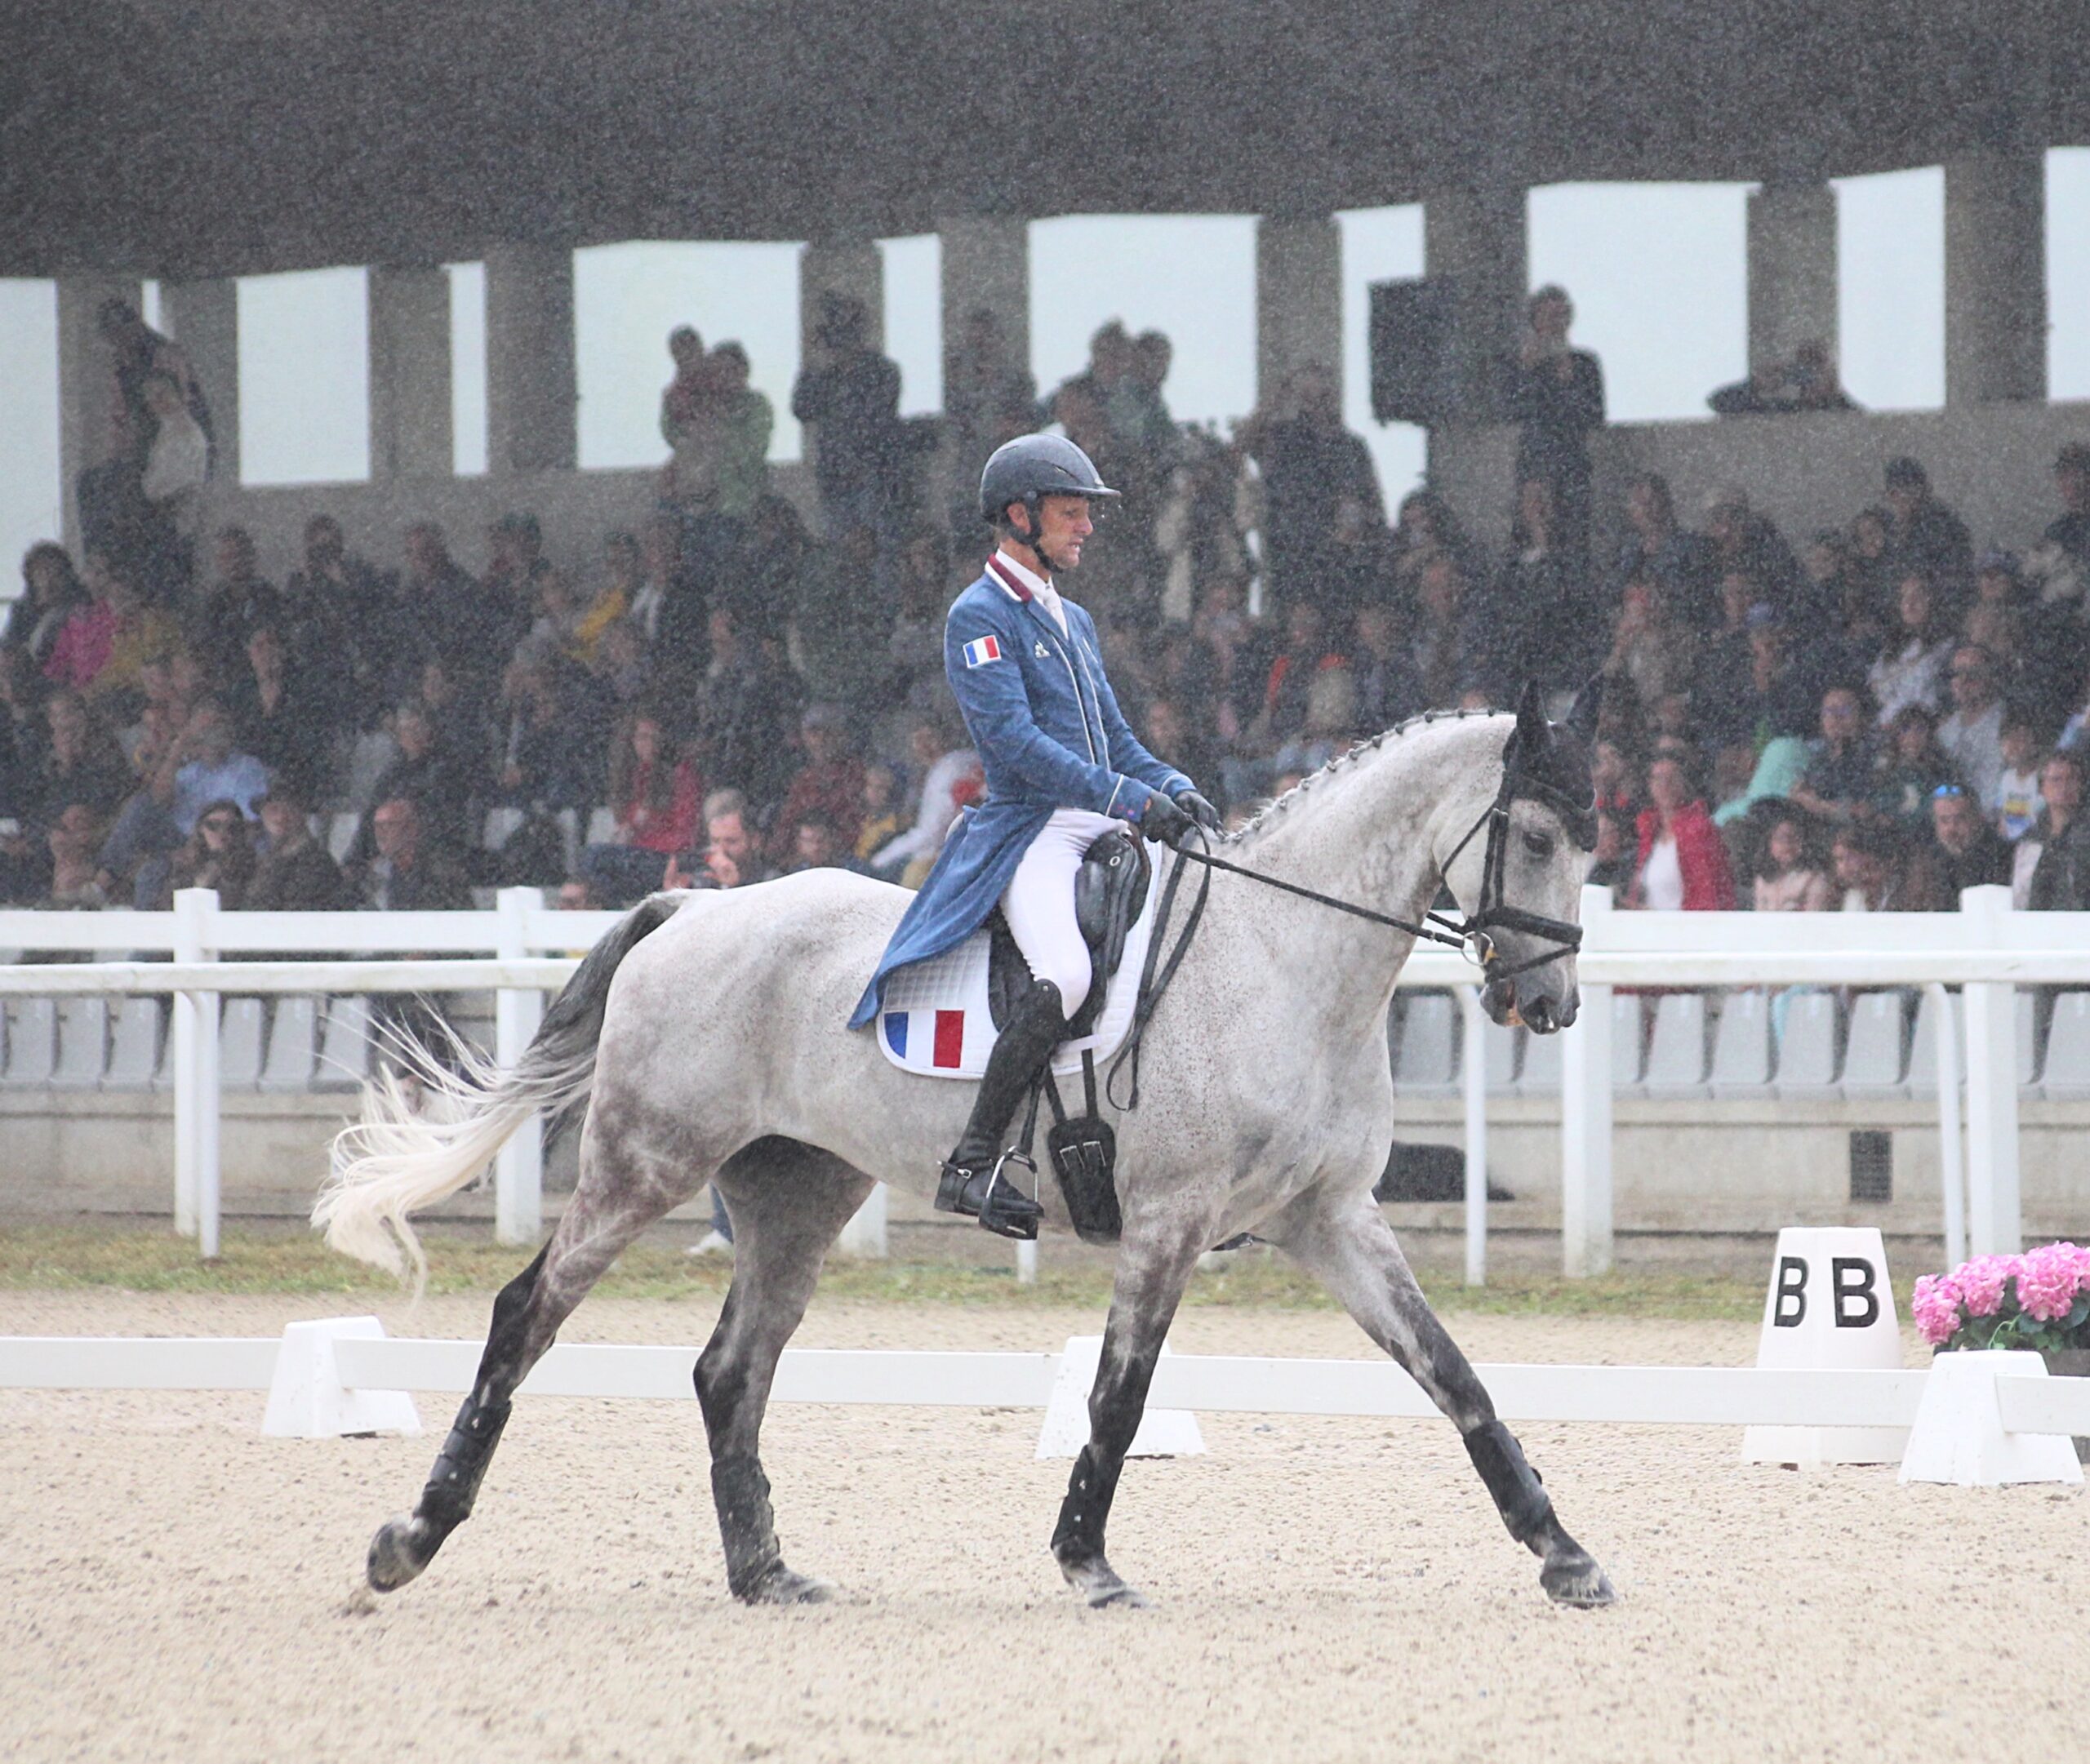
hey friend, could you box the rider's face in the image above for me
[1017,495,1093,572]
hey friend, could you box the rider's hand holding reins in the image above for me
[1140,790,1200,850]
[1175,790,1222,835]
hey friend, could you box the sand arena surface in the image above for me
[2,1288,2085,1762]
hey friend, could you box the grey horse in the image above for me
[317,686,1615,1611]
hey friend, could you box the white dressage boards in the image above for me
[2,1322,2083,1486]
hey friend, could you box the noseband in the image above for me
[1425,758,1595,981]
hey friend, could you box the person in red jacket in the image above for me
[1630,753,1735,910]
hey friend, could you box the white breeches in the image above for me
[1000,807,1123,1016]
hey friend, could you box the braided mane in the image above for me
[1225,706,1505,846]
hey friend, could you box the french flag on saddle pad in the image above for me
[884,1008,969,1069]
[960,634,1003,668]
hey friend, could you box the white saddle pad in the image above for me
[877,839,1164,1081]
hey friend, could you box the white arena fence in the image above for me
[2,882,2088,1277]
[1,1322,2084,1486]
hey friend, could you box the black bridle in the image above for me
[1105,745,1594,1109]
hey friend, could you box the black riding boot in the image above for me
[935,978,1067,1240]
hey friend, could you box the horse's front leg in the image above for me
[1271,1185,1615,1607]
[1050,1210,1211,1608]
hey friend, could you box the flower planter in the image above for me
[2042,1349,2090,1463]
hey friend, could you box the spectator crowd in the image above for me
[7,288,2090,947]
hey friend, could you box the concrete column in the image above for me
[939,212,1029,398]
[55,276,144,549]
[367,266,453,480]
[1745,180,1838,377]
[1945,149,2048,407]
[162,278,241,486]
[1256,212,1342,402]
[484,243,576,473]
[1422,181,1527,429]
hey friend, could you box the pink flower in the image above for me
[2016,1243,2086,1326]
[1911,1273,1965,1346]
[1954,1255,2017,1317]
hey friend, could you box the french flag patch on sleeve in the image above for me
[960,634,1003,668]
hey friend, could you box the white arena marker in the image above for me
[1037,1335,1204,1460]
[1898,1351,2085,1487]
[1741,1226,1909,1466]
[262,1317,422,1440]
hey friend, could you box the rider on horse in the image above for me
[849,433,1221,1236]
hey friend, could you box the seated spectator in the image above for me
[247,782,349,912]
[1831,822,1908,912]
[1347,602,1425,735]
[1700,488,1799,607]
[396,522,519,712]
[1994,708,2044,842]
[1790,685,1879,827]
[1250,600,1349,751]
[1602,574,1696,717]
[1389,489,1484,607]
[580,712,700,906]
[595,619,655,713]
[1876,704,1960,832]
[769,703,864,864]
[1883,455,1972,600]
[1482,478,1597,694]
[149,798,256,911]
[870,714,981,879]
[358,796,470,911]
[5,543,88,673]
[1936,643,2006,809]
[2023,750,2090,912]
[153,697,269,835]
[1910,784,2011,909]
[1752,813,1834,912]
[1867,574,1953,729]
[785,808,869,875]
[1612,473,1714,628]
[693,605,803,807]
[282,514,380,727]
[1629,755,1734,910]
[1712,733,1812,829]
[855,762,902,865]
[189,527,283,686]
[2023,441,2090,611]
[1405,553,1483,710]
[362,700,475,859]
[1590,738,1639,820]
[496,656,600,811]
[688,789,777,891]
[1706,340,1855,416]
[38,802,109,911]
[1585,807,1634,899]
[29,689,129,827]
[229,623,332,802]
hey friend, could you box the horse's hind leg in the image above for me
[1272,1189,1614,1608]
[696,1137,873,1605]
[366,1147,690,1593]
[1051,1211,1212,1609]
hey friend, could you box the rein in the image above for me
[1104,756,1590,1111]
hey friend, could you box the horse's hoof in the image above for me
[366,1515,431,1593]
[739,1564,833,1606]
[1541,1548,1616,1608]
[1058,1551,1150,1610]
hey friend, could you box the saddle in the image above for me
[985,829,1151,1042]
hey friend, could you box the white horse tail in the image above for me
[314,893,684,1286]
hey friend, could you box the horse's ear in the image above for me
[1513,679,1549,752]
[1563,673,1604,746]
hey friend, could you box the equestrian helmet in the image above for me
[979,433,1119,528]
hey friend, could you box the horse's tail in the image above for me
[314,892,683,1287]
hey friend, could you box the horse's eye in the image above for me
[1522,830,1555,860]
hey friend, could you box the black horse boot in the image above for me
[935,978,1067,1239]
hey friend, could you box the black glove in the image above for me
[1141,790,1198,850]
[1175,789,1222,834]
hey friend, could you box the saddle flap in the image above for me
[989,829,1151,1038]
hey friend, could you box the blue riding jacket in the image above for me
[848,556,1191,1028]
